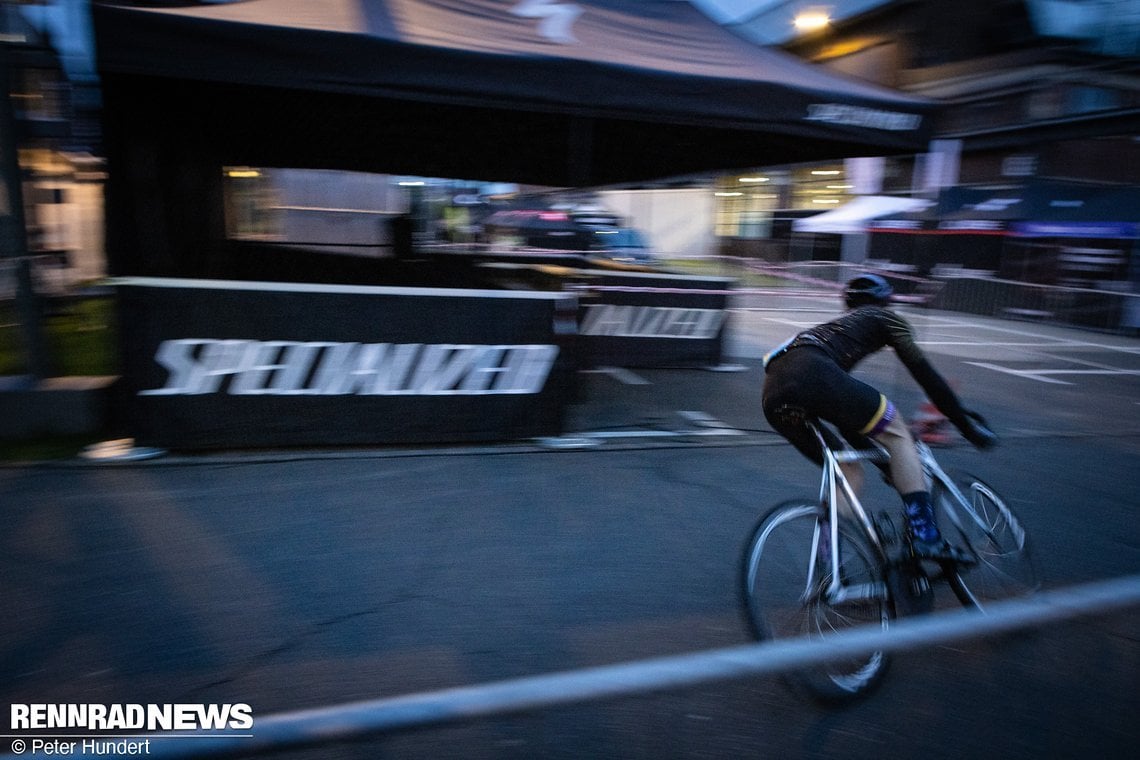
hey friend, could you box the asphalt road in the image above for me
[2,300,1138,759]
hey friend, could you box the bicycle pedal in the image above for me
[909,573,932,597]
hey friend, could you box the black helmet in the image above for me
[844,274,893,308]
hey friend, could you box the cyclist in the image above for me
[762,273,997,562]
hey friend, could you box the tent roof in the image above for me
[793,195,934,234]
[92,0,937,186]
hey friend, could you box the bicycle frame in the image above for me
[807,421,891,605]
[916,440,1027,562]
[915,439,968,533]
[744,414,1036,701]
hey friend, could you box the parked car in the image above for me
[588,226,655,265]
[479,205,655,264]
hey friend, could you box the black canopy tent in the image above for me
[93,0,937,279]
[868,181,1140,277]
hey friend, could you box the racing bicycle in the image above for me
[740,417,1038,702]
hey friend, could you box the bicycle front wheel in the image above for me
[741,500,893,703]
[934,472,1039,609]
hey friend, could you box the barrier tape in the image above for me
[567,284,835,297]
[568,284,928,303]
[7,575,1138,759]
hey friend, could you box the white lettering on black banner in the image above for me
[805,103,922,131]
[140,341,559,396]
[579,305,725,339]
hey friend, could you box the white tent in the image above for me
[794,196,934,234]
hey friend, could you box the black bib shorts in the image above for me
[762,345,894,465]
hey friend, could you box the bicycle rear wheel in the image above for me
[741,500,893,703]
[934,472,1039,609]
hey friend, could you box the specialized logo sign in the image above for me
[511,0,583,44]
[968,197,1021,212]
[580,304,725,339]
[140,340,560,397]
[870,219,923,231]
[939,220,1005,232]
[806,103,922,132]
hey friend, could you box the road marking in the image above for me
[679,410,737,430]
[918,341,1068,348]
[764,317,822,329]
[965,362,1069,384]
[585,366,651,385]
[1030,369,1140,375]
[544,412,746,447]
[1030,350,1140,372]
[579,425,747,441]
[966,362,1140,384]
[909,313,1140,355]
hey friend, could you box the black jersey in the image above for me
[798,305,924,371]
[773,305,969,429]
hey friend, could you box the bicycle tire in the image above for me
[933,471,1040,609]
[740,500,893,703]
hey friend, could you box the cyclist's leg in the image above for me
[862,408,924,495]
[804,370,965,562]
[837,461,864,510]
[862,405,969,561]
[845,396,936,536]
[764,350,869,512]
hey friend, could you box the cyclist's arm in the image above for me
[883,311,972,429]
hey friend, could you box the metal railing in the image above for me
[4,575,1138,759]
[671,257,1140,335]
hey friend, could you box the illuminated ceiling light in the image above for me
[793,9,831,34]
[826,184,854,189]
[398,180,426,187]
[738,176,770,183]
[810,169,842,176]
[812,198,841,204]
[715,192,744,197]
[226,168,261,178]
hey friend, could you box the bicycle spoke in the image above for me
[935,472,1039,609]
[741,501,892,702]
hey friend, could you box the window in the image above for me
[713,173,781,238]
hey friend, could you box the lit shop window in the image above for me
[790,165,852,210]
[713,173,780,238]
[222,167,281,241]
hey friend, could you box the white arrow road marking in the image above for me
[512,1,583,44]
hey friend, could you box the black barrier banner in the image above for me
[574,270,735,368]
[114,278,578,449]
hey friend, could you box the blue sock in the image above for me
[903,492,941,543]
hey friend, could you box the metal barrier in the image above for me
[6,574,1138,759]
[928,274,1140,333]
[673,257,1140,334]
